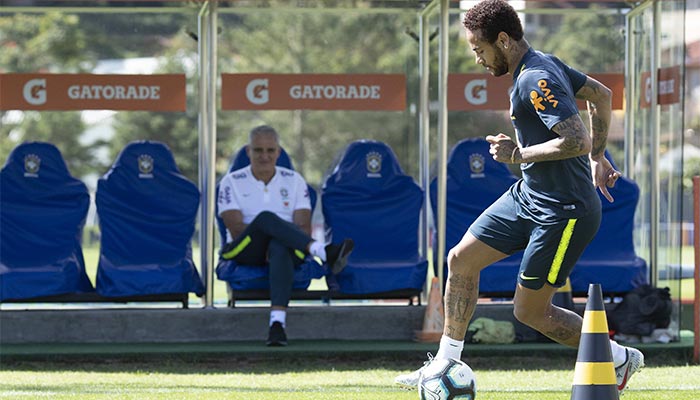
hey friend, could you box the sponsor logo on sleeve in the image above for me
[529,79,559,112]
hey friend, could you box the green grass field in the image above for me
[1,355,698,400]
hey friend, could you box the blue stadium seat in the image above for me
[321,140,428,295]
[0,141,94,301]
[216,145,324,292]
[95,140,204,297]
[570,154,647,293]
[430,138,521,294]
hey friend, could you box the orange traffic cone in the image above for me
[571,283,619,400]
[414,277,444,342]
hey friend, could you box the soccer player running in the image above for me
[396,0,643,394]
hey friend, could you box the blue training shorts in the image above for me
[468,189,601,290]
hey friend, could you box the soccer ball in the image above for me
[418,358,476,400]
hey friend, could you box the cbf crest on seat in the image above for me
[0,141,94,301]
[95,140,204,298]
[322,140,427,295]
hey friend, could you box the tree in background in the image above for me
[1,4,628,186]
[216,8,421,185]
[0,12,100,175]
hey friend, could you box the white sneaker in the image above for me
[394,353,434,390]
[616,347,644,395]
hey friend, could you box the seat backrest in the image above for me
[96,140,200,265]
[322,140,424,261]
[431,137,519,253]
[0,141,93,300]
[580,153,641,261]
[216,145,316,247]
[1,141,90,267]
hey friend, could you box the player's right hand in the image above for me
[485,133,516,163]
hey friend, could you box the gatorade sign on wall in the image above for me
[639,66,681,108]
[448,73,625,111]
[0,74,186,111]
[222,73,406,111]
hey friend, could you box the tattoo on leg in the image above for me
[445,273,479,332]
[543,307,582,347]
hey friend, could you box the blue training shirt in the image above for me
[509,48,601,224]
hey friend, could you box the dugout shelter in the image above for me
[0,0,696,342]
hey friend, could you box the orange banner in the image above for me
[639,66,681,108]
[448,74,512,111]
[0,74,186,111]
[221,73,406,111]
[448,73,624,111]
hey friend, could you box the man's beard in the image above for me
[489,46,509,76]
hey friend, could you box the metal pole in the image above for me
[693,176,700,364]
[650,0,659,288]
[198,1,216,308]
[418,1,437,299]
[623,11,634,177]
[436,0,449,290]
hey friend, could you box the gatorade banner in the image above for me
[639,65,681,108]
[448,73,624,111]
[0,74,186,111]
[221,73,406,111]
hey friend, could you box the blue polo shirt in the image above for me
[509,48,601,224]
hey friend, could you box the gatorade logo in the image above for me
[464,79,487,105]
[246,78,269,105]
[23,79,47,105]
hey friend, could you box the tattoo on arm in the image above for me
[576,77,612,159]
[551,115,590,157]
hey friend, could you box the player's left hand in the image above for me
[590,156,621,203]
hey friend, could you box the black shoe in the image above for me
[325,239,354,275]
[266,321,288,347]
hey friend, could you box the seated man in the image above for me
[218,125,353,346]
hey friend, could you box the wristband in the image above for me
[511,147,519,164]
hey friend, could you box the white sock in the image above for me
[309,241,327,261]
[610,339,627,367]
[435,335,464,361]
[270,310,286,328]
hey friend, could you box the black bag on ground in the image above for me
[608,284,672,336]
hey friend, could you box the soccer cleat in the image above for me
[394,353,435,390]
[325,239,354,275]
[615,347,644,395]
[266,321,288,347]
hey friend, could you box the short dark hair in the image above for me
[462,0,523,43]
[249,125,279,143]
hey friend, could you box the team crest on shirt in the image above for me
[280,187,290,208]
[530,79,559,112]
[469,153,485,178]
[23,154,41,178]
[138,154,154,178]
[366,151,382,178]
